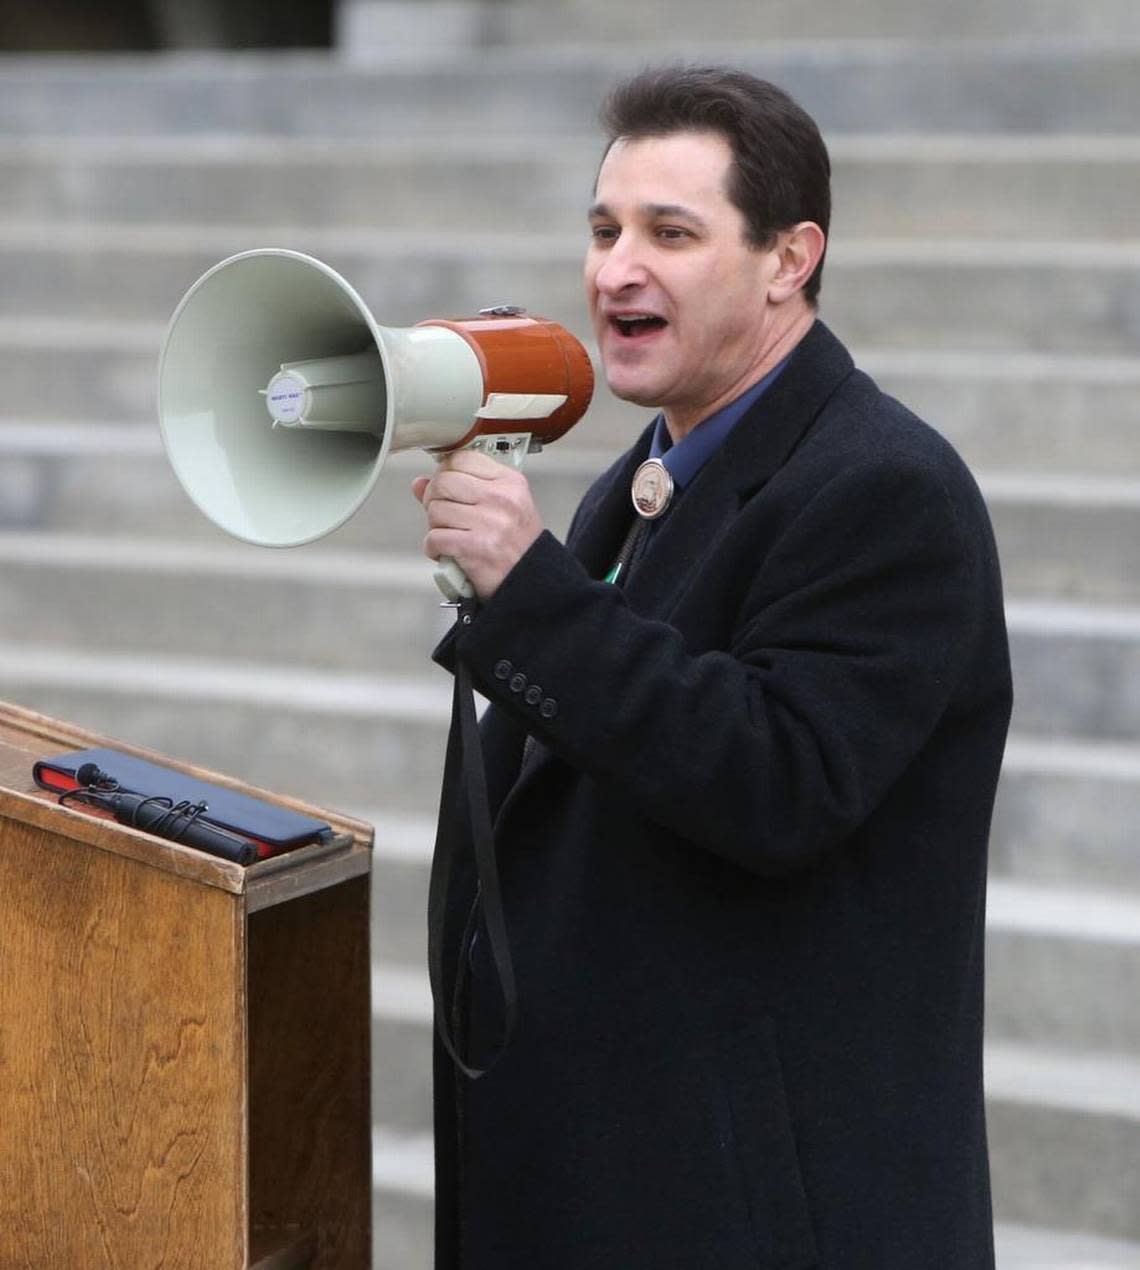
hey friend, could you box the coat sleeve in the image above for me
[438,452,991,876]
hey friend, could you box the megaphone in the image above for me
[157,249,594,599]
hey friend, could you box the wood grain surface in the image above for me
[0,816,246,1267]
[249,875,372,1268]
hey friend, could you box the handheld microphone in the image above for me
[71,765,258,865]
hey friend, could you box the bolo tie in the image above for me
[605,456,675,586]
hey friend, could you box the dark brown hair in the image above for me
[600,65,831,304]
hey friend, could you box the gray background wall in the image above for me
[0,1,1137,1266]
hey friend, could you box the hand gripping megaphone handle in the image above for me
[431,431,533,604]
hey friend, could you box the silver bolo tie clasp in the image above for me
[630,457,674,519]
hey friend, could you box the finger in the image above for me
[411,476,431,503]
[424,470,485,506]
[424,527,469,564]
[436,448,505,480]
[425,499,479,531]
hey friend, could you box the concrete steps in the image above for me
[994,1224,1140,1270]
[1,620,1137,889]
[993,737,1140,892]
[2,44,1140,136]
[379,0,1140,44]
[1,441,1136,601]
[5,134,1140,241]
[3,228,1140,354]
[369,833,1140,1059]
[1006,601,1140,740]
[987,1044,1140,1242]
[1,535,1139,732]
[986,880,1140,1056]
[365,960,1140,1252]
[364,806,1140,1266]
[4,340,1140,472]
[1,30,1136,1264]
[371,1034,1140,1244]
[0,645,452,813]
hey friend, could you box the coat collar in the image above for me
[569,320,856,615]
[509,321,855,795]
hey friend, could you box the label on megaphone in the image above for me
[265,373,306,424]
[476,393,568,421]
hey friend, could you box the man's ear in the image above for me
[767,222,826,303]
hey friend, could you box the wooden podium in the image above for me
[0,703,374,1269]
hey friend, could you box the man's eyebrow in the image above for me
[644,203,709,229]
[587,201,709,230]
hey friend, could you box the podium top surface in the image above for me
[0,701,372,904]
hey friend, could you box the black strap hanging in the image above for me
[427,601,518,1080]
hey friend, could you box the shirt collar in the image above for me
[648,356,790,491]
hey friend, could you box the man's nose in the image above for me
[592,236,649,295]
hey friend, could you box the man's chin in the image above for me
[603,374,666,409]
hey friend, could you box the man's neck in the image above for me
[663,307,816,444]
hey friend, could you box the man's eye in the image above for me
[591,226,619,243]
[656,227,689,241]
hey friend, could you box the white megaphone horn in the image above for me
[157,249,594,600]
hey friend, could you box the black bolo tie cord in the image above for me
[427,596,518,1080]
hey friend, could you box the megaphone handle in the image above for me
[431,433,534,603]
[434,557,476,603]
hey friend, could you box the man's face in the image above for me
[585,130,783,429]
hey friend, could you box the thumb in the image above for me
[411,475,431,503]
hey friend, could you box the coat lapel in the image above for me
[563,430,652,574]
[508,321,855,793]
[620,320,855,617]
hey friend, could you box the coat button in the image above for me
[509,672,527,693]
[493,659,512,680]
[540,698,557,719]
[524,685,542,706]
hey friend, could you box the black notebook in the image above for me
[33,747,333,857]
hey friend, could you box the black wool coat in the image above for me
[429,321,1013,1270]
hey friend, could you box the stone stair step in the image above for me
[0,532,455,673]
[0,323,160,423]
[987,482,1140,605]
[2,411,1139,601]
[5,134,1140,241]
[856,351,1140,477]
[987,1043,1140,1242]
[1,529,1139,731]
[1006,600,1140,741]
[1,45,1139,137]
[0,645,453,813]
[2,228,1139,352]
[995,1223,1140,1270]
[428,0,1140,44]
[367,953,1140,1245]
[370,813,434,971]
[993,737,1140,893]
[367,823,1140,1058]
[3,587,1137,891]
[5,339,1140,476]
[986,880,1140,1057]
[368,1180,1140,1270]
[372,1130,433,1270]
[2,516,1140,716]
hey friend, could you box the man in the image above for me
[414,66,1012,1269]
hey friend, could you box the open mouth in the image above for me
[611,315,668,339]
